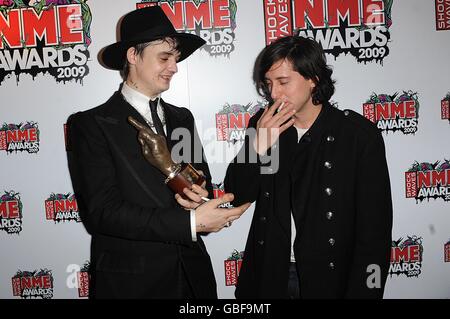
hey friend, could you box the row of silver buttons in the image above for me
[326,135,335,270]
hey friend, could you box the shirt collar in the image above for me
[121,82,163,124]
[294,126,309,142]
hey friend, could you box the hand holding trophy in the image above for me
[128,116,205,199]
[128,115,251,231]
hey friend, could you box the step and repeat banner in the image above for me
[1,0,449,299]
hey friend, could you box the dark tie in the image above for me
[149,98,166,137]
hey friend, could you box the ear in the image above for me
[126,47,137,66]
[309,78,317,88]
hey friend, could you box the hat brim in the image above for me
[99,33,205,70]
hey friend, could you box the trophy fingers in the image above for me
[128,116,150,133]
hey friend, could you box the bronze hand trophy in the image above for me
[128,116,205,198]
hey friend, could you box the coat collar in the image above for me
[269,103,340,237]
[276,102,337,152]
[92,90,191,206]
[99,90,190,140]
[120,82,164,127]
[296,102,337,144]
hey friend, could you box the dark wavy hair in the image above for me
[253,36,335,105]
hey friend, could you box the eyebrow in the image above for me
[265,76,290,81]
[158,51,181,59]
[159,51,177,55]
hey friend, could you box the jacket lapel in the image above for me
[160,98,190,152]
[271,106,334,239]
[290,106,335,235]
[93,92,172,206]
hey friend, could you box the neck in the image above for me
[125,79,158,100]
[293,102,322,129]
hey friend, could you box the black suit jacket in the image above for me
[225,105,393,299]
[67,90,217,298]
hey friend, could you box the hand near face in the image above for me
[128,116,174,176]
[253,99,296,155]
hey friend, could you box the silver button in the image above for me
[329,262,335,269]
[344,110,350,116]
[326,135,335,142]
[325,187,333,196]
[260,216,267,222]
[258,240,265,246]
[326,211,334,220]
[328,238,335,246]
[324,161,332,169]
[264,191,270,198]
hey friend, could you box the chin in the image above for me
[155,82,169,92]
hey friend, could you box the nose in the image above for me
[168,58,178,73]
[270,83,281,101]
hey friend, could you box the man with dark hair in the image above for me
[67,6,250,299]
[225,36,393,299]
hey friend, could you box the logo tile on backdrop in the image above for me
[45,193,80,223]
[216,102,264,143]
[445,240,450,262]
[12,269,54,299]
[435,0,450,30]
[0,122,39,154]
[136,0,237,57]
[213,182,233,208]
[77,261,90,298]
[389,236,423,278]
[441,92,450,123]
[224,249,244,286]
[263,0,393,63]
[212,181,225,199]
[405,160,450,202]
[67,261,90,298]
[362,91,420,134]
[0,190,23,235]
[0,0,93,84]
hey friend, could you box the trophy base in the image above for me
[166,163,205,199]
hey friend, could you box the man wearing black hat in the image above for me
[67,6,249,299]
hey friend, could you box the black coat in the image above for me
[225,104,393,299]
[67,91,216,299]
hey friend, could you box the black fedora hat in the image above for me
[100,6,206,70]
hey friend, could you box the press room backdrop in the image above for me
[1,0,449,299]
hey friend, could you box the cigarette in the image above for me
[277,101,285,112]
[201,197,210,202]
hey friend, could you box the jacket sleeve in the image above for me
[67,112,192,244]
[345,130,393,298]
[224,110,266,206]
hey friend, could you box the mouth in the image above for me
[160,75,173,82]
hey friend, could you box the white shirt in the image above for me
[121,82,167,135]
[120,82,197,242]
[291,126,309,262]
